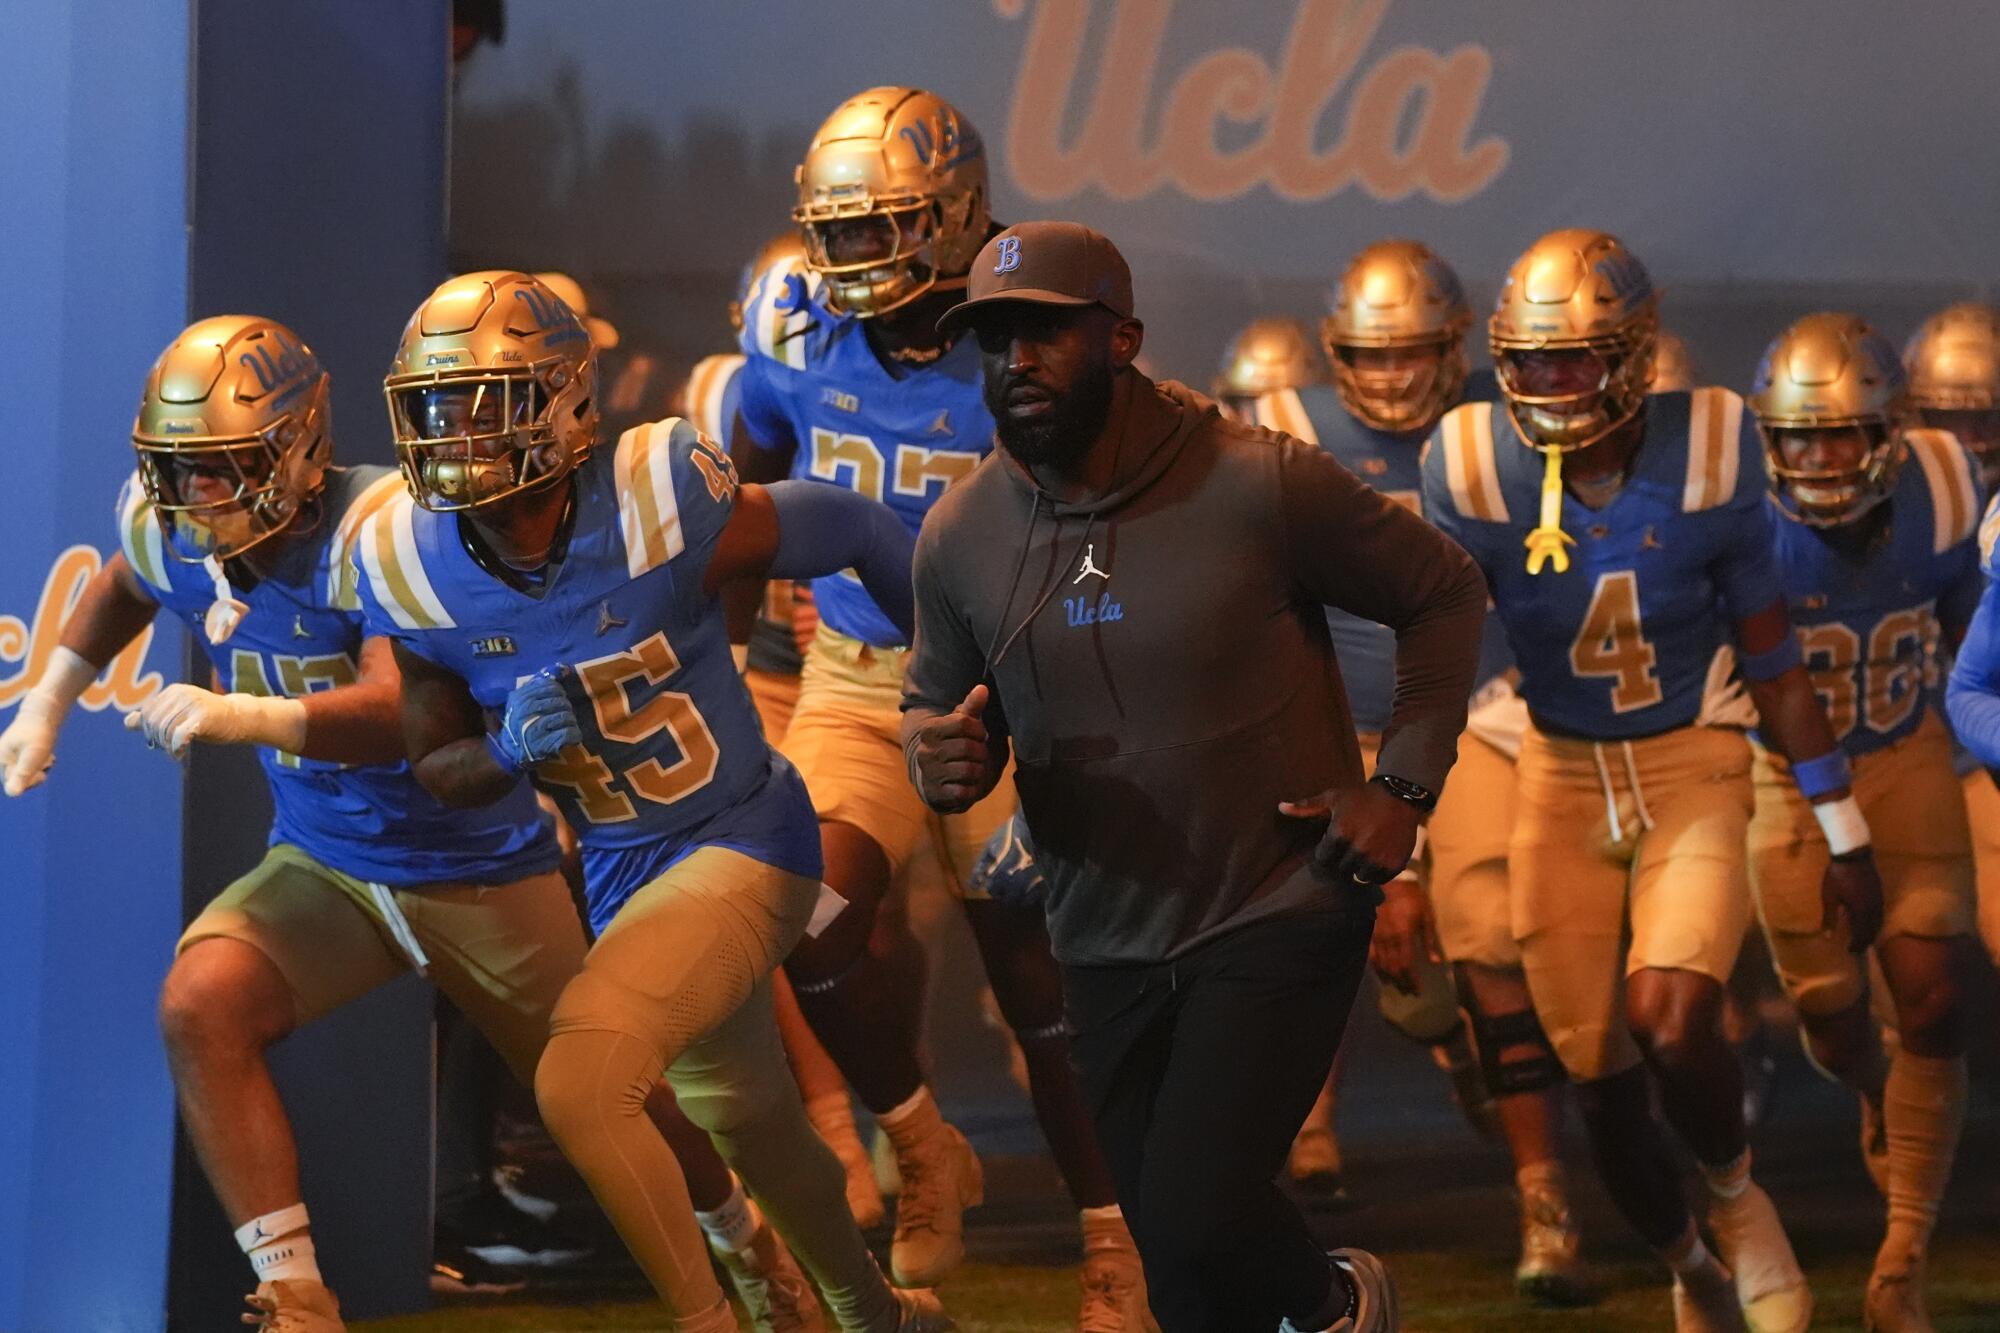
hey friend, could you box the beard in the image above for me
[987,356,1118,469]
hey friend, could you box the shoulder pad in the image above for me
[739,261,822,370]
[1251,387,1318,444]
[354,490,456,631]
[1901,427,1982,555]
[682,353,745,442]
[327,470,413,609]
[1680,386,1749,513]
[116,469,171,593]
[1433,401,1510,523]
[612,416,737,579]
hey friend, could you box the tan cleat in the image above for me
[1707,1180,1811,1333]
[240,1279,345,1332]
[1078,1216,1155,1333]
[1514,1177,1591,1308]
[715,1219,827,1333]
[888,1286,957,1332]
[1672,1260,1749,1333]
[1864,1250,1932,1333]
[887,1121,983,1287]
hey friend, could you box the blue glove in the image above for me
[487,666,583,773]
[969,814,1046,910]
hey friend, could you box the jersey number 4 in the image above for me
[1570,571,1664,713]
[536,631,720,823]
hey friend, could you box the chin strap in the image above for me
[200,554,250,643]
[1524,448,1575,575]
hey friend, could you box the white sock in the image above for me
[1701,1149,1752,1201]
[694,1176,761,1254]
[235,1203,322,1285]
[877,1086,933,1130]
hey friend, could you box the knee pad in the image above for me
[1467,1006,1564,1096]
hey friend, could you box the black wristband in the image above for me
[1370,772,1437,813]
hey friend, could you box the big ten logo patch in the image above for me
[999,0,1508,204]
[1,546,166,714]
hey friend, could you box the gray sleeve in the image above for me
[900,520,1008,779]
[1277,437,1489,793]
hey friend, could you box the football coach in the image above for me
[901,220,1490,1333]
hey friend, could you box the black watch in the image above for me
[1370,772,1437,814]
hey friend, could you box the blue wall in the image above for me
[0,2,191,1330]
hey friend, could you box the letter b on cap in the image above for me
[993,236,1021,274]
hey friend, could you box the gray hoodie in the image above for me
[902,372,1488,965]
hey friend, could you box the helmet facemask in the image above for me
[1760,420,1901,528]
[388,361,590,512]
[1495,329,1657,454]
[802,201,970,319]
[134,381,330,563]
[1327,336,1466,434]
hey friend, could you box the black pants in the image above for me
[1063,907,1375,1333]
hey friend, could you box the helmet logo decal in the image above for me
[512,287,587,346]
[899,116,983,170]
[994,236,1022,274]
[239,333,312,397]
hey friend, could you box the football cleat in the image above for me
[1322,239,1471,433]
[384,271,598,512]
[133,316,333,564]
[1280,1248,1398,1333]
[1514,1177,1591,1307]
[1489,228,1658,454]
[428,1242,530,1297]
[794,87,989,319]
[1078,1210,1155,1333]
[1216,317,1324,400]
[1748,312,1907,527]
[715,1219,828,1333]
[887,1120,983,1287]
[1863,1248,1932,1333]
[1904,301,2000,488]
[1673,1260,1750,1333]
[1707,1179,1811,1333]
[240,1278,346,1332]
[440,1183,591,1268]
[888,1286,957,1332]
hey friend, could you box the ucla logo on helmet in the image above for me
[994,236,1022,275]
[513,286,587,346]
[1593,254,1650,304]
[239,332,312,396]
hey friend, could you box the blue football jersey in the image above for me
[115,465,557,888]
[734,270,991,649]
[1765,428,1984,759]
[351,418,820,934]
[1421,389,1783,739]
[1255,377,1512,734]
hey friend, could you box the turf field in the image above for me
[356,1006,2000,1333]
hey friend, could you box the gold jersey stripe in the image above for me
[1904,426,1978,554]
[1682,386,1742,513]
[1979,491,2000,569]
[327,472,409,609]
[614,418,688,578]
[683,353,744,442]
[359,499,453,631]
[1254,388,1317,444]
[119,472,170,590]
[1442,403,1508,523]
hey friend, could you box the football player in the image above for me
[1746,313,1983,1333]
[1250,238,1588,1305]
[1,317,579,1331]
[729,88,1146,1324]
[1422,229,1882,1333]
[355,272,949,1333]
[1905,302,2000,967]
[686,231,889,1230]
[1213,315,1323,420]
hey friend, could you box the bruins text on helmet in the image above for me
[793,87,990,319]
[1904,301,2000,487]
[1215,317,1323,399]
[384,270,598,512]
[132,315,333,563]
[1323,239,1470,433]
[1750,311,1907,527]
[1490,228,1659,454]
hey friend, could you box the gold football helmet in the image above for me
[1904,301,2000,486]
[1216,317,1323,398]
[1322,239,1470,432]
[1490,228,1659,454]
[730,231,809,336]
[132,315,333,563]
[384,271,597,512]
[1651,330,1698,392]
[793,87,990,319]
[1749,312,1907,526]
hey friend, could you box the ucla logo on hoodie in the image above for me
[1064,592,1123,627]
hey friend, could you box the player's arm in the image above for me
[722,358,800,652]
[704,480,916,642]
[902,524,1010,813]
[1,553,159,795]
[392,640,551,808]
[125,636,408,765]
[1947,579,2000,770]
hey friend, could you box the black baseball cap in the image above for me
[937,221,1135,334]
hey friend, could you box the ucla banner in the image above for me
[452,0,2000,391]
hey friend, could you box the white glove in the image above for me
[2,646,97,796]
[201,555,250,645]
[125,684,307,759]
